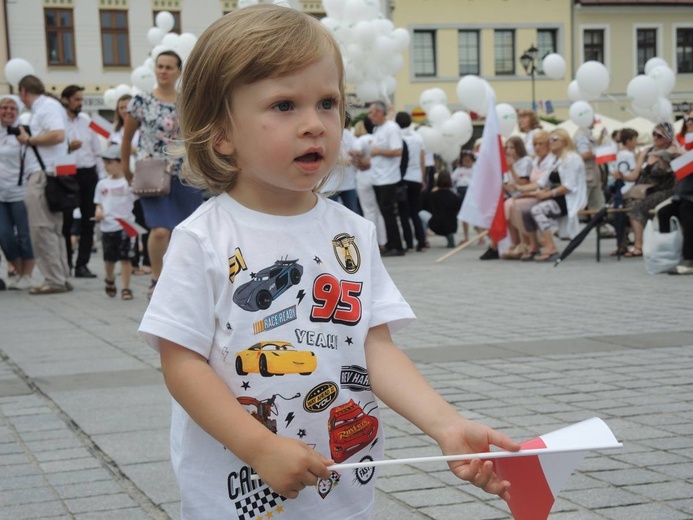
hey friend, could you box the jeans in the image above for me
[329,189,361,214]
[0,200,34,262]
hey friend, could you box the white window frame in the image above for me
[672,22,693,75]
[579,24,610,69]
[633,23,663,75]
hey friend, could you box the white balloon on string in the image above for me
[542,54,566,80]
[4,58,34,87]
[576,61,610,97]
[648,66,676,97]
[627,75,659,109]
[569,101,594,129]
[155,11,175,33]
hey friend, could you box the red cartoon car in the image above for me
[328,400,378,463]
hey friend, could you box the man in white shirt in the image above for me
[367,101,405,256]
[61,85,106,278]
[16,75,71,294]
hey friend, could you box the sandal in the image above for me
[121,288,133,300]
[520,250,540,261]
[131,267,149,276]
[623,248,643,258]
[535,252,559,262]
[147,279,157,301]
[105,279,117,298]
[610,247,628,257]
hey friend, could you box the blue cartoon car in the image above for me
[233,259,303,311]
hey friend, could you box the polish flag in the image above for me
[595,143,618,165]
[54,154,77,176]
[491,418,622,520]
[89,113,114,140]
[684,133,693,151]
[458,95,508,243]
[115,218,147,238]
[671,149,693,181]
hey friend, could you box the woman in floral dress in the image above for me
[121,50,202,298]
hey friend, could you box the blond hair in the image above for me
[549,128,576,159]
[517,109,541,130]
[179,4,345,194]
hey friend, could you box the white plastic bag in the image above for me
[643,216,683,275]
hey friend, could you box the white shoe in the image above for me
[668,264,693,275]
[9,276,32,290]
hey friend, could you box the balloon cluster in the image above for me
[564,61,611,128]
[101,11,198,110]
[625,57,676,122]
[319,0,409,103]
[415,88,473,164]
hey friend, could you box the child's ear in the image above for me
[214,134,235,156]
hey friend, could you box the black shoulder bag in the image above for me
[19,143,80,213]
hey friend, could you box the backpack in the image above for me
[399,139,409,179]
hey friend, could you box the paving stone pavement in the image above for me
[1,232,692,519]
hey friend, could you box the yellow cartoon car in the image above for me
[235,341,317,377]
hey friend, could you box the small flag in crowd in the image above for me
[115,218,147,238]
[685,132,693,151]
[595,143,618,165]
[544,100,554,114]
[458,94,508,244]
[89,113,114,140]
[491,417,622,520]
[671,149,693,181]
[54,154,77,176]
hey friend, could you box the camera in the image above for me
[7,124,31,136]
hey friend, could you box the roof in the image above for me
[576,0,693,4]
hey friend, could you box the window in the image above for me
[537,29,557,74]
[45,8,76,66]
[583,29,605,63]
[101,10,130,67]
[677,28,693,73]
[636,28,657,74]
[494,29,515,75]
[458,30,480,76]
[153,11,181,34]
[412,30,436,77]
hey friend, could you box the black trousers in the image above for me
[658,198,693,261]
[62,166,98,269]
[397,181,426,249]
[374,183,403,251]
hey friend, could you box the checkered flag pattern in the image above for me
[235,486,284,520]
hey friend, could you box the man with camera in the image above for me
[16,75,71,294]
[61,85,106,278]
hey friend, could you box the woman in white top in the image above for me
[518,108,541,157]
[501,136,533,259]
[523,128,587,261]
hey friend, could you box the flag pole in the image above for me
[435,230,489,264]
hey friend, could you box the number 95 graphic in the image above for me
[310,274,362,326]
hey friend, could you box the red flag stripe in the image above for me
[596,153,617,165]
[115,218,146,238]
[55,164,77,176]
[672,150,693,181]
[89,120,111,139]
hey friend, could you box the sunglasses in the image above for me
[652,132,667,139]
[686,118,693,123]
[549,137,562,142]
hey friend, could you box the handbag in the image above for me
[132,158,171,197]
[623,183,654,200]
[642,216,683,275]
[45,175,80,213]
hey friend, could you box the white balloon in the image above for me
[372,19,394,37]
[320,17,341,33]
[417,126,444,154]
[652,98,673,123]
[381,76,397,96]
[353,21,376,46]
[144,57,154,70]
[419,88,447,113]
[147,27,165,47]
[322,0,345,20]
[342,0,370,24]
[103,89,118,110]
[542,53,566,80]
[373,35,398,61]
[155,11,175,33]
[567,80,583,102]
[477,80,496,116]
[151,44,172,60]
[644,57,668,75]
[131,66,156,92]
[576,61,610,96]
[631,102,656,121]
[345,61,365,84]
[648,66,676,97]
[114,84,132,101]
[450,111,474,146]
[496,103,517,137]
[4,58,34,87]
[428,105,451,127]
[176,33,198,59]
[627,75,659,109]
[391,28,410,52]
[440,141,460,164]
[382,53,404,76]
[355,80,380,102]
[456,75,486,113]
[569,101,594,129]
[238,0,259,7]
[161,32,180,49]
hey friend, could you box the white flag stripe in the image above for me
[540,417,621,451]
[538,451,587,499]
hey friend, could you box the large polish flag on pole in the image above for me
[457,95,508,244]
[491,417,622,520]
[672,149,693,182]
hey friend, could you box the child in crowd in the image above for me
[94,145,136,300]
[451,149,475,243]
[138,5,519,520]
[420,171,463,248]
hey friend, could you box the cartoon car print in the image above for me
[235,341,317,377]
[233,259,303,311]
[328,399,378,463]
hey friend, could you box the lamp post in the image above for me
[520,44,539,112]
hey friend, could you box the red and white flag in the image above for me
[53,154,77,176]
[457,95,508,243]
[89,113,114,140]
[595,143,618,165]
[491,418,622,520]
[115,218,147,238]
[671,149,693,182]
[684,133,693,151]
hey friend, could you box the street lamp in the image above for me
[520,44,539,112]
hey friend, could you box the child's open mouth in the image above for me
[295,152,322,163]
[294,150,324,172]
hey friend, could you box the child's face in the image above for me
[461,155,473,167]
[104,159,123,177]
[216,54,342,202]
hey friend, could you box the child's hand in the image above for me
[438,419,520,502]
[94,208,104,222]
[251,436,333,499]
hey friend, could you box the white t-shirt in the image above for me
[370,120,403,186]
[139,194,415,520]
[93,176,136,233]
[354,134,375,185]
[451,166,473,188]
[0,127,23,203]
[23,95,69,176]
[615,149,636,194]
[400,127,425,184]
[321,130,358,193]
